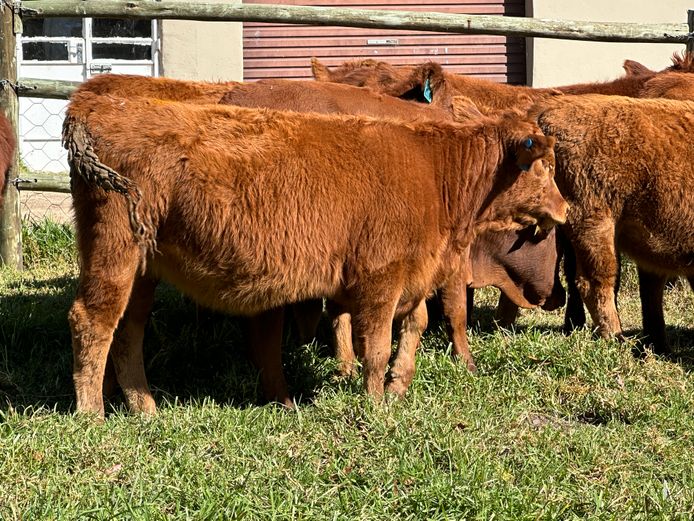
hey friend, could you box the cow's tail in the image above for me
[62,114,156,269]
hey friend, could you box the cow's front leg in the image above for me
[440,276,476,372]
[110,275,158,414]
[70,245,141,417]
[351,286,399,398]
[247,307,293,408]
[638,267,668,354]
[386,299,428,397]
[570,221,622,340]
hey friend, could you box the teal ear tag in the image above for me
[423,78,433,103]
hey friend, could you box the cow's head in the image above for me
[311,57,414,93]
[460,101,567,234]
[311,58,456,107]
[622,59,655,77]
[471,226,566,313]
[500,126,566,231]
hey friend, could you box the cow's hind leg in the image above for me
[386,299,428,397]
[570,222,622,341]
[326,300,356,378]
[562,235,587,332]
[70,245,141,417]
[110,275,158,414]
[638,267,668,354]
[440,278,476,372]
[495,294,520,328]
[291,299,323,344]
[248,307,293,408]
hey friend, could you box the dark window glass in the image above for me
[92,43,151,60]
[23,18,82,37]
[22,41,69,61]
[92,19,151,38]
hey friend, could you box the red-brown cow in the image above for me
[78,74,562,388]
[0,112,16,208]
[64,92,566,416]
[312,59,567,327]
[536,94,694,347]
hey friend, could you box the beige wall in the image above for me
[160,0,243,81]
[528,0,689,87]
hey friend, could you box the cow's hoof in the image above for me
[384,377,409,398]
[335,363,358,379]
[451,353,477,373]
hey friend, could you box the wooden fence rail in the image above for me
[2,0,693,267]
[20,1,690,44]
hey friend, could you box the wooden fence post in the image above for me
[688,10,694,55]
[0,0,22,269]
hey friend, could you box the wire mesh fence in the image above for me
[18,95,72,224]
[20,191,73,224]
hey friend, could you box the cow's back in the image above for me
[641,72,694,100]
[220,80,451,122]
[75,74,236,103]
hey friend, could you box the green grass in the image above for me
[2,220,694,519]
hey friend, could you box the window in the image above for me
[20,17,157,66]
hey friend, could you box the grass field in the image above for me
[2,221,694,519]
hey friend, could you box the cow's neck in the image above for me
[433,126,504,251]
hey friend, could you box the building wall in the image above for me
[160,0,243,81]
[528,0,690,87]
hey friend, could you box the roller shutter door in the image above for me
[243,0,526,84]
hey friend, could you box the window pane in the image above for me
[23,18,82,37]
[22,41,69,61]
[92,43,151,61]
[92,18,151,38]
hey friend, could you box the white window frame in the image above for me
[19,18,160,75]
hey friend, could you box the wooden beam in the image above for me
[17,78,80,100]
[20,1,688,44]
[0,2,23,269]
[15,171,70,193]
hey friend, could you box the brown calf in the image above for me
[557,62,694,349]
[0,112,16,208]
[64,92,565,416]
[536,94,694,347]
[79,74,561,387]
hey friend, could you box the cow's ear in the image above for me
[451,96,483,121]
[388,61,445,103]
[514,134,554,171]
[311,57,331,81]
[623,59,654,76]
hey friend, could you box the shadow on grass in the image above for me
[621,325,694,371]
[0,278,335,414]
[0,275,77,414]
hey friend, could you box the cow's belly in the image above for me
[149,245,345,316]
[617,219,694,276]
